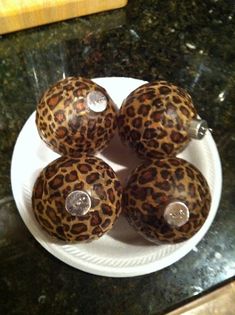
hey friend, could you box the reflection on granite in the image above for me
[0,0,235,314]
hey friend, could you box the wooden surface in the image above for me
[167,281,235,315]
[0,0,128,34]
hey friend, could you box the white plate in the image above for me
[11,77,222,277]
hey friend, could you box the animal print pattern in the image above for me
[118,81,197,158]
[36,77,117,156]
[32,155,122,242]
[123,157,211,244]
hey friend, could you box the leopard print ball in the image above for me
[36,77,117,156]
[32,155,122,242]
[118,81,205,159]
[123,157,211,244]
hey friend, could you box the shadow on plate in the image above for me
[100,131,142,169]
[107,214,155,247]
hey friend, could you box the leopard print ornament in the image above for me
[118,81,208,159]
[32,155,122,242]
[123,157,211,244]
[36,77,117,156]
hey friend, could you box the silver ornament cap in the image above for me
[86,90,107,113]
[65,190,91,216]
[164,201,190,227]
[188,119,208,140]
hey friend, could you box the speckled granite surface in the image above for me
[0,1,235,314]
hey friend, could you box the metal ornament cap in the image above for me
[65,190,91,216]
[86,90,107,112]
[164,201,190,227]
[188,119,208,140]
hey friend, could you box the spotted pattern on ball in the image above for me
[32,155,122,242]
[118,81,197,158]
[36,77,117,156]
[123,157,211,244]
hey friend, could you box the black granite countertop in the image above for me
[1,1,235,314]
